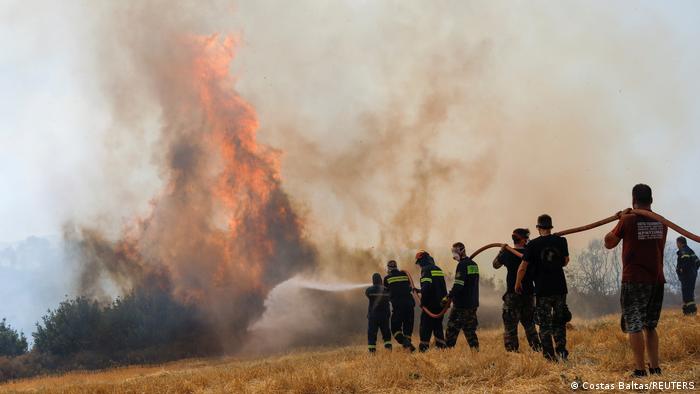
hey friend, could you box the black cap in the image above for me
[536,214,553,229]
[387,260,397,269]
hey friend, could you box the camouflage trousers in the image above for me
[502,293,541,352]
[535,295,568,360]
[445,307,478,349]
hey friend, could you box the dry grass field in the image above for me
[1,310,698,393]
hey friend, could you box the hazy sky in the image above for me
[1,0,699,248]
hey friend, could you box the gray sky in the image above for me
[1,0,699,248]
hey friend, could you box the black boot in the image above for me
[631,369,647,378]
[648,365,662,375]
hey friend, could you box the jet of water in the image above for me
[286,277,370,292]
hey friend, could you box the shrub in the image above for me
[0,319,28,357]
[33,297,102,356]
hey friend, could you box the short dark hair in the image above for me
[536,214,553,229]
[512,228,530,242]
[452,242,465,251]
[632,184,653,205]
[677,236,688,246]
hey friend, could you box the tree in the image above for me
[663,242,682,294]
[33,297,102,356]
[570,239,621,296]
[0,319,28,357]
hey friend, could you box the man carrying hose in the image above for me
[676,236,699,316]
[515,214,570,362]
[415,250,448,352]
[365,273,392,353]
[605,184,667,377]
[445,242,479,350]
[494,228,541,353]
[383,260,417,351]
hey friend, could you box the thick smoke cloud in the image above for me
[48,1,700,353]
[68,1,317,349]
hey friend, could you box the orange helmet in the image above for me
[415,250,428,261]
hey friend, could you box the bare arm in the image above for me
[514,260,529,294]
[604,231,621,249]
[563,256,570,267]
[492,253,503,269]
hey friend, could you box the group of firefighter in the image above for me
[365,184,699,377]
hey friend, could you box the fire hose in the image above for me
[421,208,700,319]
[470,209,700,259]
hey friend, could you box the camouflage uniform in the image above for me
[502,293,541,352]
[620,282,664,333]
[535,294,568,360]
[445,307,478,348]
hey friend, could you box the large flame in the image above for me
[73,34,316,346]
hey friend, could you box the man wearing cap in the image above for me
[415,250,448,352]
[515,214,570,361]
[605,184,668,377]
[494,228,541,353]
[676,236,699,316]
[383,260,417,351]
[445,242,480,350]
[365,272,392,353]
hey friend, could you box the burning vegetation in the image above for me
[67,34,316,355]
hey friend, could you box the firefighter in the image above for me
[366,273,392,353]
[415,250,448,352]
[493,228,541,352]
[383,260,417,351]
[676,236,699,316]
[445,242,480,350]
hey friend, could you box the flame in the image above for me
[75,33,316,342]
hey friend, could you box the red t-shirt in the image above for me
[613,212,667,284]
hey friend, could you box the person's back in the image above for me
[416,251,448,352]
[524,234,568,296]
[604,183,666,377]
[420,263,448,312]
[517,214,570,361]
[383,260,417,351]
[615,214,667,284]
[384,269,415,308]
[365,273,391,352]
[677,243,699,275]
[494,228,541,353]
[676,237,698,316]
[366,283,390,318]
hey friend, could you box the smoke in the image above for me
[65,1,317,350]
[35,1,700,354]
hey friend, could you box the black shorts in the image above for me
[620,282,664,333]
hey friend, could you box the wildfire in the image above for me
[75,33,316,342]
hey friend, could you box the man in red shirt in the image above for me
[605,184,667,377]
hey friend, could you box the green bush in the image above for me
[33,297,102,356]
[0,319,28,357]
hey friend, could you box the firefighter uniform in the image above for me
[417,253,448,352]
[383,268,416,350]
[677,245,699,315]
[446,256,479,349]
[366,273,392,352]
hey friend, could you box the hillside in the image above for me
[1,310,698,393]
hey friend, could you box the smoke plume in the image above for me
[55,1,700,353]
[68,1,316,349]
